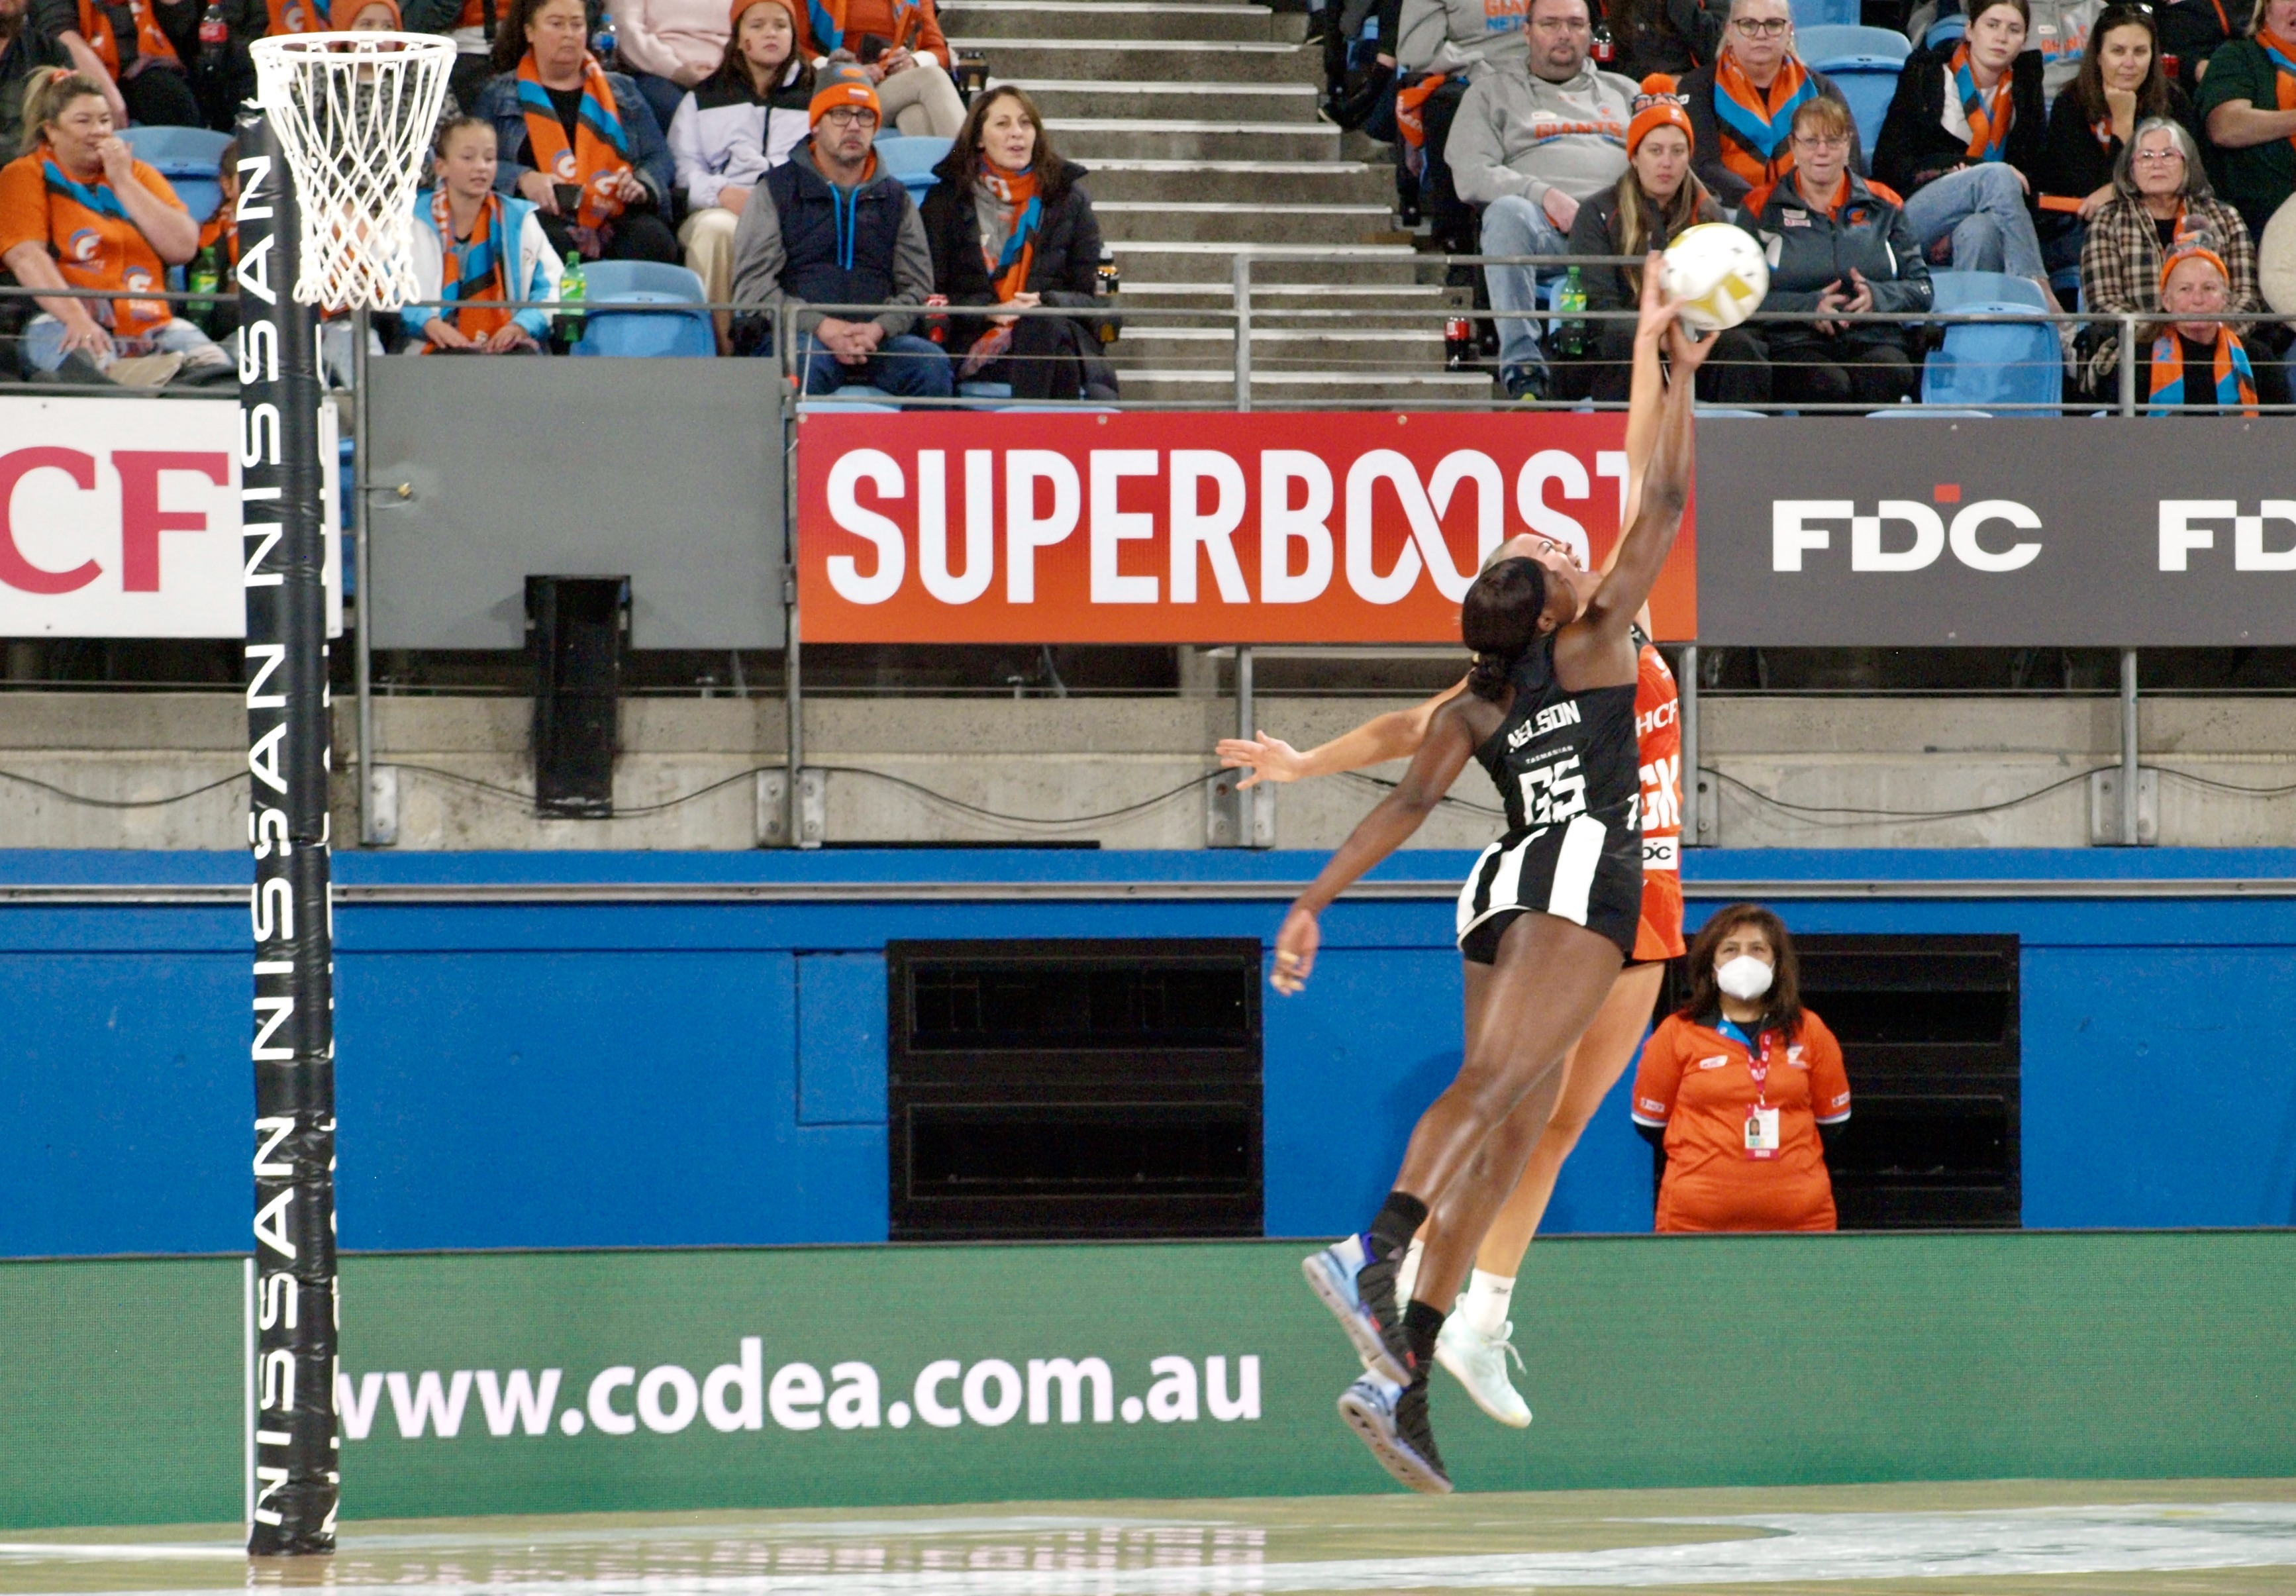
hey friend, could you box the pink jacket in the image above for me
[615,0,729,85]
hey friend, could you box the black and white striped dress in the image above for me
[1454,635,1645,964]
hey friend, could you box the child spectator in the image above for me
[1566,86,1769,402]
[2040,3,2202,217]
[2079,117,2269,390]
[1742,93,1934,408]
[1632,903,1852,1234]
[1677,0,1863,211]
[2199,0,2296,238]
[407,114,560,353]
[921,85,1116,401]
[670,0,811,340]
[2139,233,2264,408]
[1446,0,1638,401]
[475,0,679,265]
[728,56,950,399]
[1874,0,2068,334]
[803,0,963,137]
[0,68,228,379]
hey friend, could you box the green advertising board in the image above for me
[3,1232,2292,1530]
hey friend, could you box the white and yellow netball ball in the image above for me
[1660,222,1769,334]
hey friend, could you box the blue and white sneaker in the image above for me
[1337,1372,1452,1495]
[1301,1235,1411,1384]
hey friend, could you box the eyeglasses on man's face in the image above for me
[821,107,879,126]
[1732,17,1792,36]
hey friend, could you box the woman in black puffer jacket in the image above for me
[920,85,1117,401]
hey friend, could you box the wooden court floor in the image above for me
[5,1479,2296,1595]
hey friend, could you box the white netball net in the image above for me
[250,32,456,311]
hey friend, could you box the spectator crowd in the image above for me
[3,0,2293,407]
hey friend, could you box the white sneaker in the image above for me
[1434,1317,1531,1428]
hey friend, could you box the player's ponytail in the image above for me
[1461,556,1548,702]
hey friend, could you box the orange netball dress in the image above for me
[1630,1008,1850,1232]
[1631,634,1685,963]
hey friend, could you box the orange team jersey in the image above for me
[0,150,184,338]
[76,0,180,72]
[1632,641,1685,962]
[1631,1009,1850,1233]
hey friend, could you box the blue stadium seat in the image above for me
[1819,62,1903,163]
[1866,406,1992,416]
[959,380,1015,399]
[1929,270,2048,311]
[873,134,952,205]
[572,262,715,357]
[1924,13,1966,47]
[120,125,232,223]
[797,392,899,411]
[1789,0,1858,27]
[1799,25,1912,65]
[1922,305,2062,412]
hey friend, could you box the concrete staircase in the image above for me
[940,0,1492,407]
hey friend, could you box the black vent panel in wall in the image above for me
[887,939,1263,1241]
[1798,934,2021,1230]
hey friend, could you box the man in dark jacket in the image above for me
[1,0,71,137]
[729,58,950,399]
[1742,94,1935,407]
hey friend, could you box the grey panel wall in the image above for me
[365,359,786,650]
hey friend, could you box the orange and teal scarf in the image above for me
[2256,24,2296,150]
[2148,326,2256,414]
[1713,51,1817,191]
[517,51,632,231]
[974,162,1040,302]
[1949,41,2013,161]
[428,188,515,345]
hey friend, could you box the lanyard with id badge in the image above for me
[1728,1022,1781,1159]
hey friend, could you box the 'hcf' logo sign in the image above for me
[1772,495,2042,574]
[2160,501,2296,571]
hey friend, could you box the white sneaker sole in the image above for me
[1336,1387,1452,1495]
[1434,1337,1532,1429]
[1300,1252,1411,1385]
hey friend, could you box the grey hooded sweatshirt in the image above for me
[1396,0,1529,77]
[1447,58,1640,209]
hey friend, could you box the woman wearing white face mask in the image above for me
[1630,903,1850,1232]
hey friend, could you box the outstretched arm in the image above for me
[1217,677,1469,788]
[1270,697,1483,993]
[1582,259,1705,644]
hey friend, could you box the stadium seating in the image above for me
[1922,272,2061,412]
[873,135,953,206]
[1789,0,1860,28]
[571,262,715,358]
[1799,30,1911,164]
[119,125,231,223]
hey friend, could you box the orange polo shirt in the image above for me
[1632,1009,1850,1234]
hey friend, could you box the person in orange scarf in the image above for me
[0,68,228,380]
[1677,0,1862,208]
[2140,234,2269,411]
[794,0,962,135]
[407,113,564,352]
[474,0,680,263]
[1873,0,2066,331]
[918,85,1116,400]
[2200,0,2296,236]
[52,0,200,126]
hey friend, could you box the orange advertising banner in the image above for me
[795,411,1697,643]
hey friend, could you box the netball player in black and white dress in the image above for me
[1270,268,1707,1493]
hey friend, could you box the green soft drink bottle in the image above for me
[1557,264,1587,360]
[558,249,587,346]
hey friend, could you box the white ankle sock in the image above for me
[1393,1237,1424,1307]
[1460,1269,1515,1336]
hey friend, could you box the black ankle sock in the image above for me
[1403,1299,1445,1380]
[1367,1191,1428,1264]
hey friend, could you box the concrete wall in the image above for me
[0,690,2290,850]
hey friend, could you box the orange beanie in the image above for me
[809,56,881,126]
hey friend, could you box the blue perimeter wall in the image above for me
[2,846,2293,1258]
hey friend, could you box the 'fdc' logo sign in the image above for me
[2160,501,2296,571]
[1772,487,2042,574]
